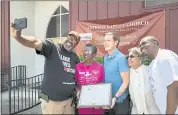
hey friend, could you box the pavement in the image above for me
[17,105,42,114]
[1,88,42,114]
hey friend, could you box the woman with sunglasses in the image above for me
[127,47,160,114]
[75,43,104,115]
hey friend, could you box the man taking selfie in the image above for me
[10,22,81,114]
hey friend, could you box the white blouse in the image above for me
[129,65,161,114]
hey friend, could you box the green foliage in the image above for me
[79,55,85,62]
[143,56,152,66]
[79,55,104,64]
[94,56,104,64]
[79,55,152,66]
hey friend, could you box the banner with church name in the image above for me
[75,11,165,56]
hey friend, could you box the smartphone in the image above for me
[14,17,27,30]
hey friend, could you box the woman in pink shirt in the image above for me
[75,43,104,114]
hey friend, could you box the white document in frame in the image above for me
[78,83,112,107]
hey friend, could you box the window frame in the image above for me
[46,5,69,39]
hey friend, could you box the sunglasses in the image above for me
[126,55,135,59]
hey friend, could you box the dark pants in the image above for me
[104,96,130,115]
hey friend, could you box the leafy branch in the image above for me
[79,55,104,64]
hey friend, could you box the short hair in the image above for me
[128,47,144,61]
[84,43,97,54]
[105,31,120,46]
[139,36,160,47]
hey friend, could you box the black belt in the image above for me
[39,92,49,102]
[39,92,73,102]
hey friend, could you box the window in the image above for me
[46,5,69,38]
[145,0,178,7]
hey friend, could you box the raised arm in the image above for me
[10,23,42,51]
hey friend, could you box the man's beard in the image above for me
[63,43,73,52]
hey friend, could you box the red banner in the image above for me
[76,11,165,56]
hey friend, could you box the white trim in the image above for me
[52,13,69,17]
[60,5,61,37]
[45,4,69,38]
[144,1,147,7]
[46,37,67,39]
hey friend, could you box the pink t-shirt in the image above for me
[75,62,105,114]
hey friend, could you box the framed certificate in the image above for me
[77,83,112,108]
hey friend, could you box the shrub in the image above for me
[143,56,152,66]
[79,55,104,64]
[79,55,152,66]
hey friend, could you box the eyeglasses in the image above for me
[126,55,135,59]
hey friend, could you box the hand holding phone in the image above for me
[14,17,27,30]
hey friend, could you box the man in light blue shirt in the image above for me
[103,32,130,114]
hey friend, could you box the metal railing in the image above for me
[1,71,9,91]
[11,65,27,85]
[1,65,26,92]
[8,73,44,114]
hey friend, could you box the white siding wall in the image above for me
[34,1,69,75]
[10,1,69,77]
[10,1,36,77]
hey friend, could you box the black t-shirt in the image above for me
[36,39,80,101]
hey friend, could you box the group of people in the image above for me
[10,22,178,115]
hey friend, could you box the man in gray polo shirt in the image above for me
[10,23,80,114]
